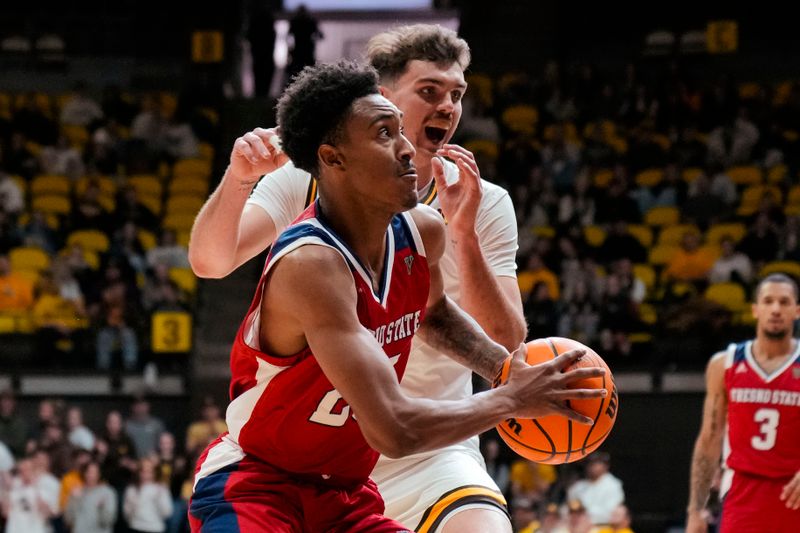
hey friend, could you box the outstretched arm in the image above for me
[262,244,606,459]
[686,352,727,533]
[432,148,526,351]
[188,128,290,278]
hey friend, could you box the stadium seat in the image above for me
[644,206,680,227]
[592,169,614,188]
[706,223,747,245]
[681,167,704,183]
[169,267,197,295]
[531,226,555,239]
[67,229,110,253]
[128,174,163,197]
[169,177,209,196]
[76,175,116,197]
[626,225,654,248]
[726,166,763,186]
[465,72,493,107]
[138,195,162,216]
[739,184,782,208]
[60,124,89,149]
[648,244,677,266]
[17,212,59,230]
[767,164,788,184]
[198,142,215,162]
[704,282,747,312]
[31,174,70,197]
[31,195,70,215]
[463,139,499,160]
[759,261,800,279]
[638,303,658,325]
[500,104,539,135]
[9,246,50,272]
[163,213,196,232]
[173,158,212,180]
[634,168,664,187]
[166,195,205,216]
[583,226,606,247]
[138,229,157,251]
[657,224,699,247]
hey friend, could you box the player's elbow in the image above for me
[362,422,424,459]
[188,249,232,279]
[492,317,527,351]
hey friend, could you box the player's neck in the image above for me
[413,154,434,193]
[753,336,796,360]
[317,196,390,274]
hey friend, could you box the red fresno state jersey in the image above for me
[225,202,430,482]
[724,340,800,479]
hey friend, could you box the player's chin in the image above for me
[763,326,790,340]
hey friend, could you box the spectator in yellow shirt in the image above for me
[518,253,560,300]
[509,457,557,503]
[185,397,227,457]
[663,231,716,283]
[591,504,634,533]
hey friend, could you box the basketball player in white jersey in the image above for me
[190,25,525,532]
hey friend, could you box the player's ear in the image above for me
[318,144,343,170]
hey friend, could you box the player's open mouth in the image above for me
[424,126,447,145]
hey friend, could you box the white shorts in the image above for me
[371,445,509,533]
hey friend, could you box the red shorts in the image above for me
[188,448,411,533]
[721,470,800,533]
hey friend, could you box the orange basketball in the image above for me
[493,337,618,464]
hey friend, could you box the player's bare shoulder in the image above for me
[267,243,354,304]
[409,203,445,263]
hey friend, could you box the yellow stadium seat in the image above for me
[198,142,215,162]
[786,205,800,217]
[138,195,162,216]
[169,177,209,196]
[58,246,100,270]
[739,184,782,208]
[166,195,205,216]
[31,195,70,215]
[500,105,539,135]
[67,229,110,253]
[127,174,163,197]
[163,213,196,232]
[638,303,657,325]
[173,158,212,180]
[658,224,699,247]
[0,314,16,334]
[169,267,197,295]
[593,169,614,188]
[633,264,656,293]
[61,124,89,149]
[31,174,70,196]
[543,122,580,143]
[583,226,606,247]
[463,139,499,160]
[626,224,654,248]
[531,226,555,239]
[635,168,664,187]
[138,229,157,251]
[739,82,762,100]
[726,166,763,186]
[767,164,788,184]
[759,261,800,279]
[706,223,747,245]
[648,244,678,266]
[9,246,50,272]
[465,72,493,107]
[176,231,191,247]
[787,185,800,207]
[704,282,747,312]
[681,167,704,183]
[644,206,680,227]
[76,175,116,197]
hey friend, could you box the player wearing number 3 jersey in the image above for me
[687,273,800,533]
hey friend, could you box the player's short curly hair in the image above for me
[276,61,380,177]
[366,24,471,83]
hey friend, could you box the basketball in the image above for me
[493,337,618,464]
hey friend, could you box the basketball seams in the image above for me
[496,337,617,464]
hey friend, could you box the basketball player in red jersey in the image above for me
[687,273,800,533]
[188,62,607,532]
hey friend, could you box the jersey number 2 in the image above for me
[751,408,779,450]
[309,354,401,428]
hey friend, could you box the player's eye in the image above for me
[452,91,463,103]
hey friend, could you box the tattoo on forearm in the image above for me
[419,298,505,380]
[690,455,716,511]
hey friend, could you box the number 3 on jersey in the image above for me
[751,407,779,450]
[309,354,402,427]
